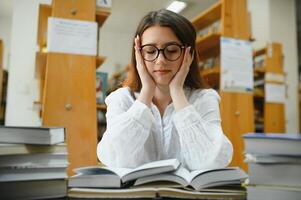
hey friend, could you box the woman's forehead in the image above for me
[141,25,180,45]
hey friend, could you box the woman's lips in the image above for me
[154,70,171,75]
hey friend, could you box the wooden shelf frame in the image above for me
[35,0,111,176]
[191,1,222,30]
[253,43,286,133]
[196,32,221,61]
[191,0,254,171]
[37,3,111,50]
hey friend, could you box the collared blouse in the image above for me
[97,87,233,171]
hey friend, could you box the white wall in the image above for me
[5,0,50,126]
[248,0,270,49]
[248,0,299,132]
[0,16,12,69]
[269,0,299,132]
[98,27,133,75]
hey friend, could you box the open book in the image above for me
[68,159,180,188]
[134,166,248,191]
[68,187,246,200]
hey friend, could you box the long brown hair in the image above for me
[123,9,205,92]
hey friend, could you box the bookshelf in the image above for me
[191,0,254,171]
[253,43,285,133]
[35,0,110,175]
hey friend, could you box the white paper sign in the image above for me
[47,17,97,56]
[221,37,253,92]
[265,72,285,83]
[265,83,285,103]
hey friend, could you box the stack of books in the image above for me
[243,133,301,200]
[0,126,68,199]
[68,159,248,199]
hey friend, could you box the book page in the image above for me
[74,166,125,177]
[110,159,180,180]
[133,159,179,171]
[172,167,195,184]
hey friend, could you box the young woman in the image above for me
[97,9,233,171]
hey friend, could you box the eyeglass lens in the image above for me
[141,44,183,61]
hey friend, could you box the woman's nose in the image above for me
[155,51,166,63]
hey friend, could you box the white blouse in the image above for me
[97,87,233,171]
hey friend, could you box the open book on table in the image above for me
[134,166,248,191]
[68,187,247,200]
[68,159,180,188]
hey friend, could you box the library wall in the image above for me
[5,0,51,126]
[0,16,12,70]
[248,0,299,132]
[269,0,299,132]
[247,0,270,49]
[98,28,132,76]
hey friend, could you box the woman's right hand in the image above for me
[134,35,156,106]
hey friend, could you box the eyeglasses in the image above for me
[140,43,185,62]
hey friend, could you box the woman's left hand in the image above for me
[169,46,194,93]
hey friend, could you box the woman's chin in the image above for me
[154,78,171,86]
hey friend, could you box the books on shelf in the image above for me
[254,79,264,87]
[199,56,220,70]
[0,126,65,145]
[69,159,180,188]
[243,133,301,155]
[68,187,246,200]
[253,54,265,69]
[197,20,221,39]
[134,166,248,191]
[96,71,108,104]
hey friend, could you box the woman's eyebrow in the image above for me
[141,41,182,47]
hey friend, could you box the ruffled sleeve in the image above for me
[173,89,233,171]
[97,88,155,168]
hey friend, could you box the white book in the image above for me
[247,185,301,200]
[68,187,246,199]
[248,163,301,187]
[134,167,248,191]
[245,153,301,164]
[0,143,67,155]
[0,126,65,145]
[0,165,67,182]
[69,159,180,188]
[0,153,68,167]
[243,133,301,156]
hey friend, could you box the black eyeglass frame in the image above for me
[139,43,185,62]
